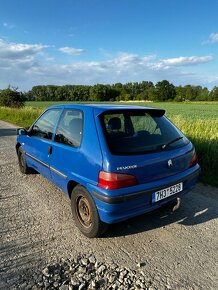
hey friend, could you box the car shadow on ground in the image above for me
[104,185,218,238]
[0,128,17,137]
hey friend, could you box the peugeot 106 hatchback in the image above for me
[16,104,200,237]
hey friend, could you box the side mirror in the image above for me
[17,128,28,136]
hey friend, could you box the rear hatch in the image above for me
[103,144,194,184]
[97,108,194,184]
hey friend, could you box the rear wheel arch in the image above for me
[70,184,108,237]
[67,180,79,198]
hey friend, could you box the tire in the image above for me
[17,147,33,174]
[71,185,108,238]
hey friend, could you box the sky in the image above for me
[0,0,218,91]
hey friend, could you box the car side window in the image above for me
[54,109,83,148]
[31,109,61,140]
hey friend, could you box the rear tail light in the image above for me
[189,152,198,167]
[98,171,137,190]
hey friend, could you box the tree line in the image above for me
[27,80,218,102]
[0,80,218,108]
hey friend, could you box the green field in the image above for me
[0,101,218,186]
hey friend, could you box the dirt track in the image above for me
[0,120,218,290]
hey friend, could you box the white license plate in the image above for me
[152,182,183,203]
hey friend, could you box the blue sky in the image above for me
[0,0,218,90]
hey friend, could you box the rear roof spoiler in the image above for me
[97,108,165,117]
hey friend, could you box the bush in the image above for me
[0,87,26,108]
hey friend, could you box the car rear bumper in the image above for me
[88,164,200,224]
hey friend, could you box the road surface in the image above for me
[0,120,217,289]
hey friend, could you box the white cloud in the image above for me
[0,38,47,60]
[208,33,218,43]
[0,39,215,90]
[204,75,218,83]
[152,56,213,69]
[3,22,15,29]
[59,46,85,55]
[162,56,213,65]
[203,32,218,44]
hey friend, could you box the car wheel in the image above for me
[71,185,108,238]
[17,147,33,174]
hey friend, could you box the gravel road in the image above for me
[0,120,218,290]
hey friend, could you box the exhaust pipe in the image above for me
[172,197,181,212]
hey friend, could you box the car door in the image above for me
[24,108,62,180]
[49,109,84,190]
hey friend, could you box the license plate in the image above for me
[152,182,183,203]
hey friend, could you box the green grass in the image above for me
[1,101,218,186]
[120,102,218,186]
[26,101,74,108]
[0,106,43,128]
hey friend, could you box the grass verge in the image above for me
[0,106,43,128]
[169,116,218,186]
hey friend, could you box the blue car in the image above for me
[16,104,200,237]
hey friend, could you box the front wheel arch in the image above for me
[16,143,21,155]
[17,147,34,174]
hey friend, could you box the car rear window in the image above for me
[100,110,189,155]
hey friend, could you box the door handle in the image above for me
[48,146,52,155]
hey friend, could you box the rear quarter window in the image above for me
[54,109,83,148]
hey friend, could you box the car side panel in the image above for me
[49,108,103,193]
[22,135,52,180]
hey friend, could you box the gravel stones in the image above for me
[137,261,146,268]
[30,254,150,290]
[42,267,49,278]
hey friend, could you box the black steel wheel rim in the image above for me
[76,195,92,228]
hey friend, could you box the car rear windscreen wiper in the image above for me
[161,137,183,149]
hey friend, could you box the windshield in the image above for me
[100,110,189,155]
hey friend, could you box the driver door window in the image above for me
[31,109,61,140]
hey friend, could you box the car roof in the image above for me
[47,103,165,116]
